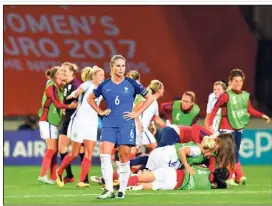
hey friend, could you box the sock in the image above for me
[127,175,139,186]
[40,149,55,177]
[100,154,113,192]
[119,161,130,194]
[79,153,89,182]
[234,162,244,181]
[130,155,149,167]
[60,152,73,178]
[113,171,119,180]
[58,154,75,175]
[50,152,57,180]
[79,157,91,182]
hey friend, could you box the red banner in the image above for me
[4,6,257,116]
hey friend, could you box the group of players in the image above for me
[37,55,270,200]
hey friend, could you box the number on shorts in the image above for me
[115,95,120,105]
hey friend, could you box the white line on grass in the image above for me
[4,190,271,199]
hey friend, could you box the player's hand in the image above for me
[123,112,139,120]
[263,115,270,124]
[68,101,78,109]
[99,109,111,116]
[186,166,196,175]
[66,94,76,100]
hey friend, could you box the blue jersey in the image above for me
[93,77,148,127]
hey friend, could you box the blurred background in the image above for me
[4,5,272,166]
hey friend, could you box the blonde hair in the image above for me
[202,136,216,149]
[148,80,163,94]
[127,70,140,81]
[109,55,126,67]
[61,62,79,73]
[183,91,196,102]
[45,66,62,79]
[213,81,227,91]
[81,65,103,82]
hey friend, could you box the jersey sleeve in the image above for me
[79,81,91,92]
[188,146,201,157]
[206,93,214,114]
[126,77,149,97]
[93,80,107,98]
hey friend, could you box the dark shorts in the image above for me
[157,126,180,147]
[58,116,71,135]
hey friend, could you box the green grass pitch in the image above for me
[4,165,272,204]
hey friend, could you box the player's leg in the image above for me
[38,121,58,184]
[116,126,136,198]
[56,140,81,187]
[77,125,98,187]
[97,127,116,199]
[58,119,74,183]
[79,145,89,184]
[233,131,246,185]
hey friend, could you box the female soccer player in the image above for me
[88,55,154,199]
[37,66,77,184]
[55,66,106,188]
[58,62,81,184]
[208,68,270,185]
[134,80,166,151]
[160,91,200,126]
[204,81,227,132]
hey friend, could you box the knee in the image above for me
[70,151,79,159]
[119,150,130,163]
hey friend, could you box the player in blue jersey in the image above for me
[88,55,154,199]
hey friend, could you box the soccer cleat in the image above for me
[116,192,125,199]
[126,185,144,191]
[90,176,104,185]
[97,190,115,199]
[56,169,64,188]
[238,176,247,185]
[226,179,238,187]
[37,176,55,184]
[77,182,90,188]
[113,180,120,190]
[64,176,74,184]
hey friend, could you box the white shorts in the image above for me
[152,167,177,190]
[146,145,181,171]
[39,121,58,139]
[136,129,157,146]
[67,118,98,143]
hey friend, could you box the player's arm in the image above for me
[45,86,76,109]
[135,92,154,117]
[67,82,90,99]
[133,101,144,133]
[205,96,213,128]
[247,97,270,123]
[153,115,166,128]
[178,146,201,175]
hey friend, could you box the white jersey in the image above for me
[140,100,159,129]
[71,81,102,125]
[206,93,221,132]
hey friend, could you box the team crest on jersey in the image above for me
[124,87,129,93]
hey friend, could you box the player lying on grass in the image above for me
[125,166,229,191]
[91,133,235,187]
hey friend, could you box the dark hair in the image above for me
[229,68,245,81]
[212,168,229,189]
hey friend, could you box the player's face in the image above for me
[93,70,105,84]
[56,67,65,81]
[112,59,126,77]
[181,94,193,110]
[213,85,224,99]
[158,85,165,97]
[230,76,243,91]
[63,65,74,82]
